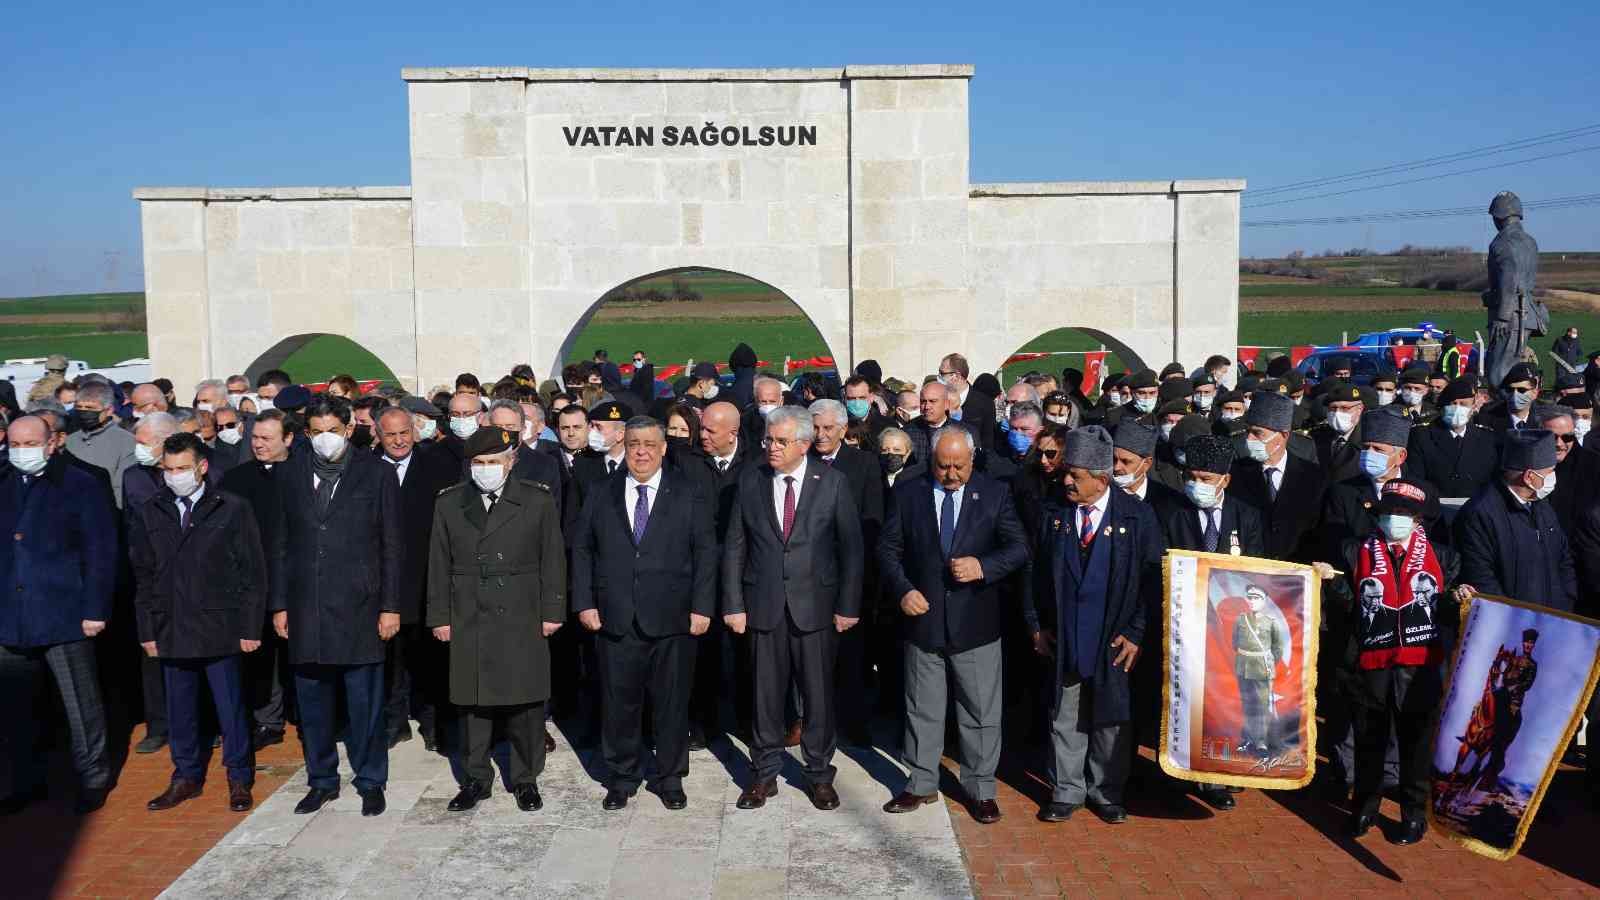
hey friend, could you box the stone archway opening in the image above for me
[555,267,843,392]
[998,327,1150,398]
[244,333,402,388]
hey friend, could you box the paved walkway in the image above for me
[161,725,972,899]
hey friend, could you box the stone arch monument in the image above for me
[136,64,1242,394]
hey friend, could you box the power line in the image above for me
[1242,192,1600,228]
[1250,123,1600,198]
[1243,144,1600,209]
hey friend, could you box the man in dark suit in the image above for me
[1532,405,1600,538]
[722,406,864,811]
[208,405,247,474]
[1110,421,1181,508]
[0,415,116,815]
[879,426,1028,824]
[1229,392,1328,562]
[373,406,457,751]
[906,381,979,466]
[571,400,631,509]
[427,427,567,813]
[937,353,996,450]
[269,396,403,817]
[1024,426,1164,825]
[128,432,266,813]
[573,416,717,811]
[809,399,884,746]
[1151,434,1266,810]
[220,409,294,750]
[1453,429,1577,612]
[1306,380,1369,483]
[1403,377,1501,501]
[695,400,755,740]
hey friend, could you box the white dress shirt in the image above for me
[772,457,808,525]
[712,440,739,472]
[933,481,966,525]
[624,466,664,532]
[175,483,206,519]
[1077,486,1111,538]
[384,452,412,485]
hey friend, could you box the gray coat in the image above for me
[1484,220,1545,335]
[427,477,567,707]
[65,420,138,508]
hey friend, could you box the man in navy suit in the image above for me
[572,416,717,812]
[1024,426,1165,825]
[878,426,1028,824]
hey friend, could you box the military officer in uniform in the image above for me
[1306,380,1369,483]
[1403,377,1501,501]
[1233,585,1285,760]
[1393,367,1436,425]
[1483,191,1546,388]
[427,427,567,813]
[25,354,70,407]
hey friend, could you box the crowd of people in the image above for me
[1,339,1597,849]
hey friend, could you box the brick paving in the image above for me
[0,726,304,900]
[945,747,1600,897]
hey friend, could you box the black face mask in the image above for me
[667,436,690,453]
[73,408,104,432]
[880,452,907,473]
[350,424,374,449]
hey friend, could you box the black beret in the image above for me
[1325,356,1351,372]
[691,362,719,381]
[1182,434,1235,475]
[1127,369,1159,391]
[1369,368,1398,389]
[854,359,882,384]
[1170,414,1213,450]
[399,396,438,416]
[1158,379,1194,404]
[1159,362,1187,381]
[1555,370,1583,391]
[1114,420,1159,458]
[1265,355,1293,377]
[1502,428,1557,471]
[1237,375,1262,395]
[1280,370,1305,392]
[464,425,516,458]
[1216,389,1244,407]
[1319,379,1358,403]
[1157,399,1191,418]
[1102,372,1126,390]
[1245,391,1295,432]
[1399,366,1431,386]
[1438,377,1476,405]
[1500,362,1540,389]
[275,384,311,411]
[1567,393,1592,411]
[590,400,633,422]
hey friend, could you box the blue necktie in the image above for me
[939,489,956,557]
[179,496,193,531]
[632,484,650,545]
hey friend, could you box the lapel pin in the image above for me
[1118,526,1126,534]
[1052,517,1062,532]
[1102,526,1111,537]
[971,492,980,501]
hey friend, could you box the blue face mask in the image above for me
[949,408,963,422]
[1007,429,1032,455]
[845,398,872,420]
[1359,448,1390,479]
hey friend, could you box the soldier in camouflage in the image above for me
[25,354,69,406]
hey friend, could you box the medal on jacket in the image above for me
[1229,531,1241,556]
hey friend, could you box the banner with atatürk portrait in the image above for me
[1429,594,1600,861]
[1160,551,1320,789]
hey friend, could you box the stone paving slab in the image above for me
[161,725,973,899]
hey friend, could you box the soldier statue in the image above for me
[1483,191,1546,388]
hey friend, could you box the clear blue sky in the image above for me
[3,0,1597,296]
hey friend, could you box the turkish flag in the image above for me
[1083,351,1106,393]
[1391,344,1417,370]
[1290,345,1314,367]
[1237,347,1260,373]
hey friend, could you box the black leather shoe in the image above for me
[1390,816,1427,845]
[359,787,386,817]
[0,785,46,816]
[147,778,204,811]
[515,784,543,812]
[421,731,437,753]
[294,787,340,815]
[252,726,285,751]
[602,787,631,811]
[544,727,557,754]
[1037,801,1079,822]
[74,787,108,815]
[806,782,840,811]
[736,779,779,810]
[1347,811,1377,838]
[687,725,707,752]
[659,789,687,810]
[1196,786,1236,810]
[448,782,490,812]
[883,791,939,814]
[134,732,168,754]
[972,799,1003,824]
[1088,801,1128,824]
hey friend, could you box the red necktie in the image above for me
[781,476,796,543]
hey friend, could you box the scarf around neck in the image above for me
[1354,524,1446,669]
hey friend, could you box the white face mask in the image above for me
[1160,422,1176,441]
[1441,404,1471,428]
[758,403,779,418]
[1375,390,1396,407]
[416,418,438,441]
[587,428,609,452]
[1219,410,1242,422]
[164,469,201,497]
[1184,480,1221,509]
[310,431,347,461]
[217,426,243,446]
[1377,514,1414,544]
[1193,393,1214,411]
[1105,393,1126,408]
[471,463,508,494]
[135,443,159,466]
[227,393,245,409]
[450,416,479,439]
[1246,437,1270,463]
[1113,471,1139,489]
[255,396,274,411]
[1328,410,1355,435]
[1045,413,1069,426]
[196,402,215,413]
[1133,396,1156,414]
[1576,418,1592,442]
[1531,470,1557,501]
[1400,388,1425,408]
[702,383,720,401]
[521,420,536,444]
[7,446,48,475]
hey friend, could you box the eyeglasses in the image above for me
[1039,448,1060,460]
[1554,433,1578,445]
[761,437,801,450]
